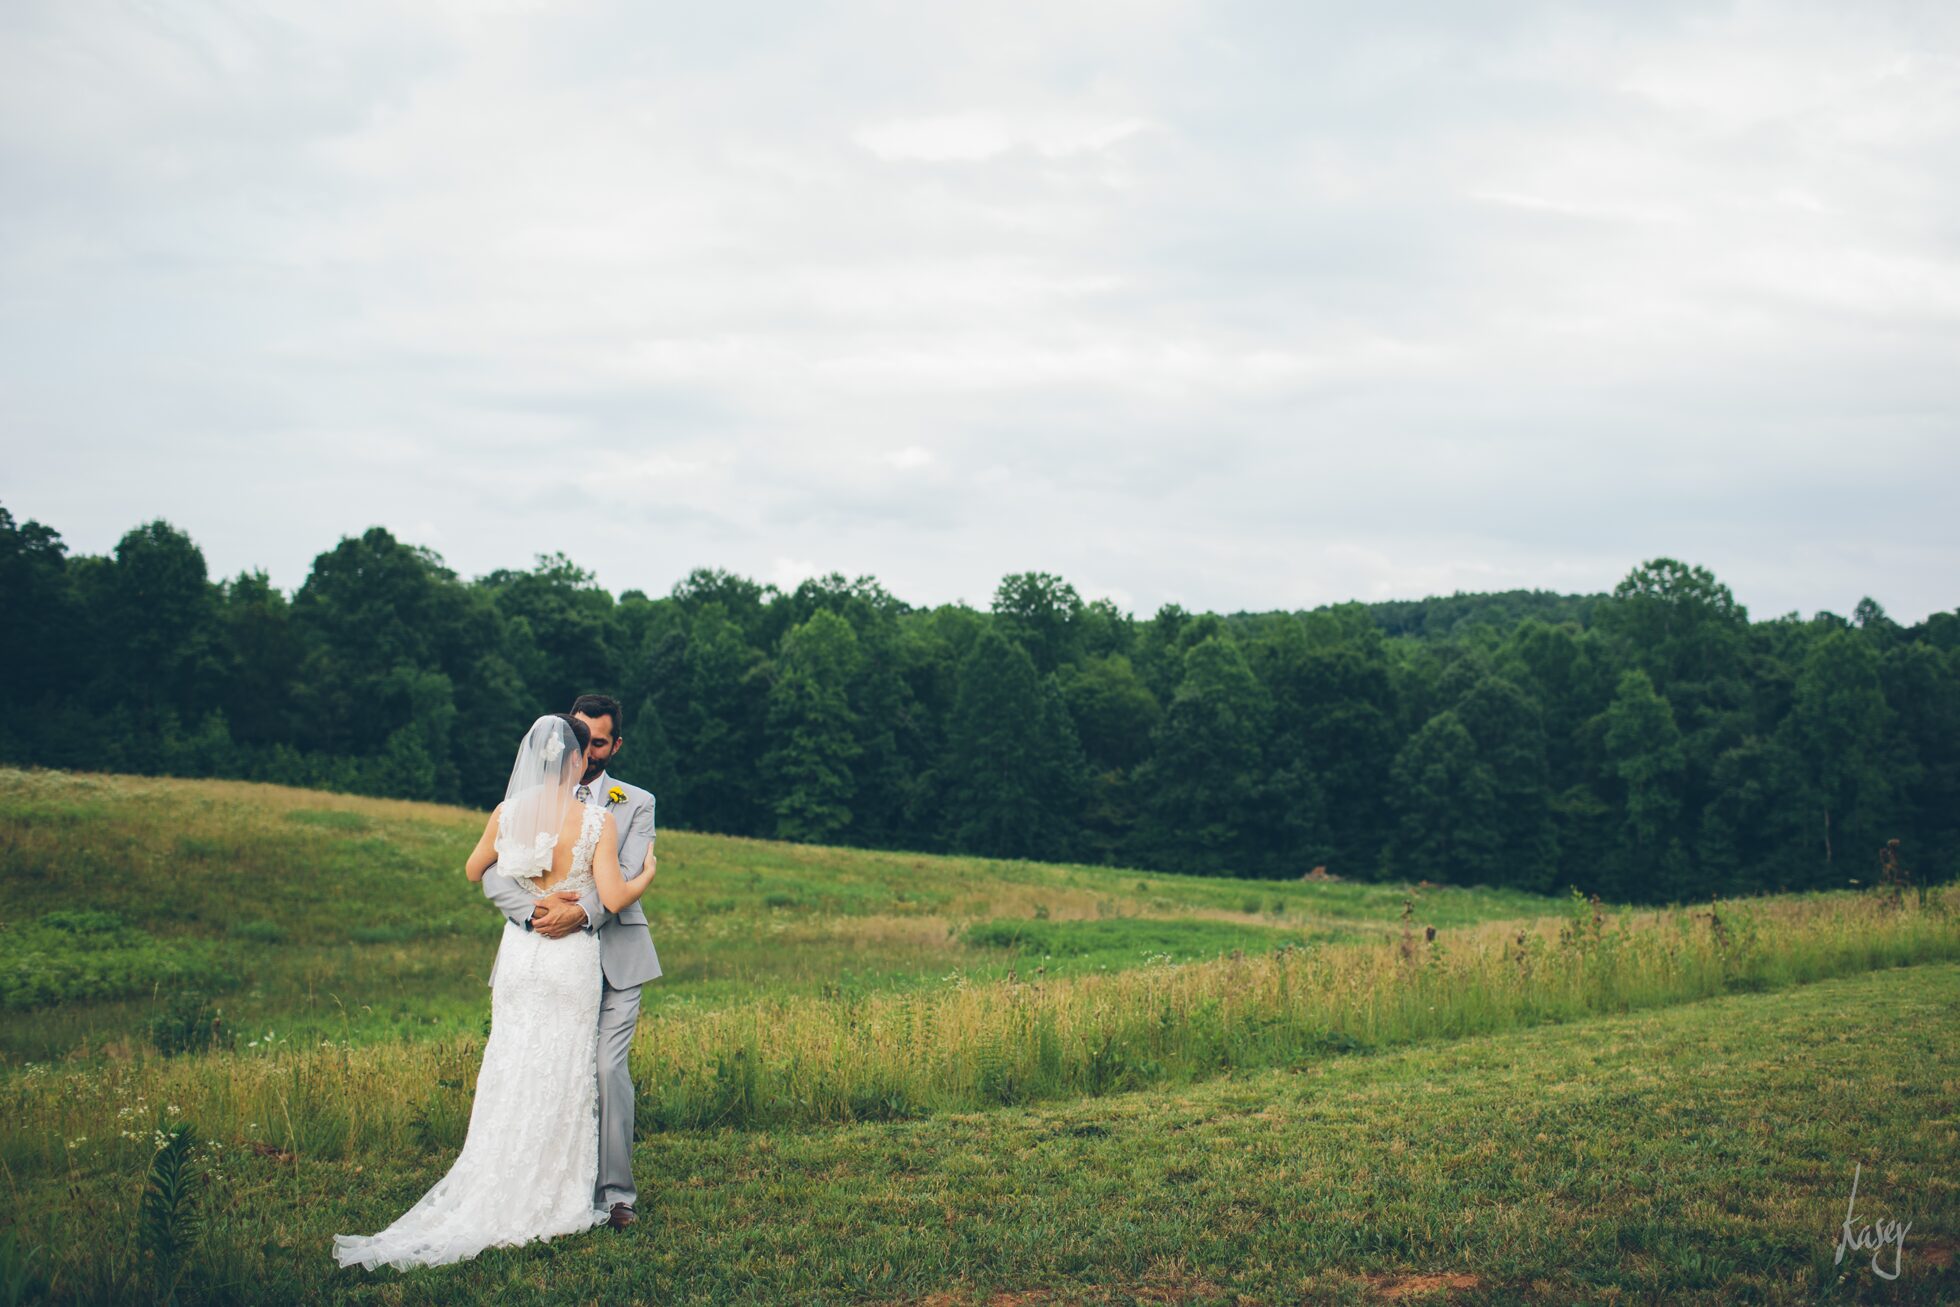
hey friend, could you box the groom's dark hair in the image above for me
[569,693,623,739]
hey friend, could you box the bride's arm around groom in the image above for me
[587,810,655,911]
[570,793,656,937]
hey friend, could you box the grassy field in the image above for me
[0,768,1551,1062]
[2,769,1956,1303]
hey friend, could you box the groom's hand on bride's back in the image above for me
[532,891,588,939]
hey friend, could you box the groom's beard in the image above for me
[582,759,606,785]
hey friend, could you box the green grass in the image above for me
[0,767,1553,1062]
[0,909,234,1010]
[957,915,1353,965]
[8,876,1950,1152]
[8,963,1955,1304]
[3,768,1955,1303]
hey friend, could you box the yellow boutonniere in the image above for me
[607,786,625,805]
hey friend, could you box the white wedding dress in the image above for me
[333,803,612,1271]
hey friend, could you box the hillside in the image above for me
[0,769,1556,1061]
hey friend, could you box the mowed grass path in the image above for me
[22,962,1954,1304]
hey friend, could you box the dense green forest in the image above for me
[2,503,1955,900]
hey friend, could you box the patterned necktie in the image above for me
[575,784,592,803]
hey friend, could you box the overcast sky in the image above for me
[3,1,1956,623]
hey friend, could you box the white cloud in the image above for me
[771,556,822,591]
[854,111,1151,163]
[855,113,1017,163]
[1466,190,1682,225]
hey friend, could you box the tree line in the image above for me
[3,503,1955,901]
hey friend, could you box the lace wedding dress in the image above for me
[333,803,612,1271]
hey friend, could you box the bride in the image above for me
[333,712,656,1271]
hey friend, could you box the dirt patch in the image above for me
[1359,1271,1481,1301]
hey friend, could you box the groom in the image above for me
[479,692,661,1230]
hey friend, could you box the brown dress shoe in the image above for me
[607,1203,637,1229]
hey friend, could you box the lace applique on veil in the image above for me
[516,803,606,899]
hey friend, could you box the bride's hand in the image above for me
[639,849,657,880]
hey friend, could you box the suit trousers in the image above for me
[597,976,643,1208]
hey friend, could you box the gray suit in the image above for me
[480,772,660,1209]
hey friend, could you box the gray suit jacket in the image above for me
[480,778,663,990]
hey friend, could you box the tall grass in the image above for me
[7,884,1952,1176]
